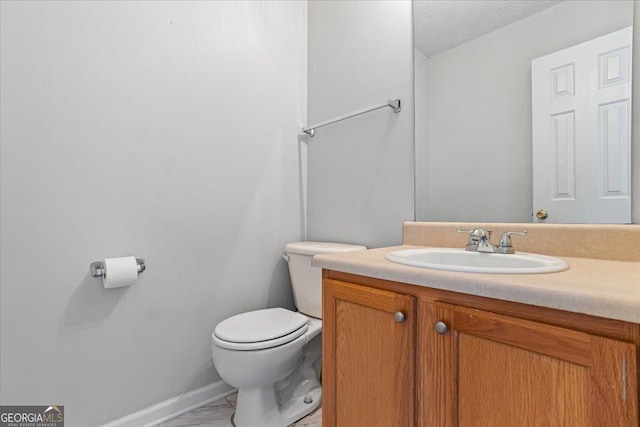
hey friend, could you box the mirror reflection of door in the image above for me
[532,27,632,223]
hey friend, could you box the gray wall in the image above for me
[0,1,306,425]
[306,0,415,248]
[415,0,634,223]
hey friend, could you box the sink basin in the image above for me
[385,248,569,274]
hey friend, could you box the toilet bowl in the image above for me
[213,309,322,427]
[211,241,366,427]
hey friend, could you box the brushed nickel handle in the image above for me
[435,321,448,334]
[394,311,406,323]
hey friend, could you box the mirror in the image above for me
[414,0,637,223]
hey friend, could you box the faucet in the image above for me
[457,228,494,252]
[457,228,527,254]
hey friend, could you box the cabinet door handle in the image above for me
[434,321,448,334]
[394,311,406,323]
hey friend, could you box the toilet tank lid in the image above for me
[284,241,367,256]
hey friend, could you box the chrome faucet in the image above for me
[457,228,527,254]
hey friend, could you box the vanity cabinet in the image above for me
[322,271,640,426]
[322,279,416,426]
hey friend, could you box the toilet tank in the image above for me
[284,241,366,319]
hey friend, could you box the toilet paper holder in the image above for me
[91,258,146,278]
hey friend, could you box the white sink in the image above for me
[385,248,569,274]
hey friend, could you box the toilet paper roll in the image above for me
[102,256,138,289]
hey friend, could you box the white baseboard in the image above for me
[100,380,236,427]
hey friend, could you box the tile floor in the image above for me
[156,393,322,427]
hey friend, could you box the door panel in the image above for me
[434,302,638,426]
[458,334,589,426]
[323,279,415,426]
[532,26,632,223]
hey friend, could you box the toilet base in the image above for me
[234,385,321,427]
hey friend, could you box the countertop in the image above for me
[312,244,640,323]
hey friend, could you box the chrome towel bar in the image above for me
[302,99,401,137]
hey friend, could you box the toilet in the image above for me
[211,241,366,427]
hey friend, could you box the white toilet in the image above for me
[211,241,366,427]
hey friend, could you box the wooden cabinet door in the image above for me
[430,302,638,426]
[323,279,415,427]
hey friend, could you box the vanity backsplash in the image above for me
[403,222,640,262]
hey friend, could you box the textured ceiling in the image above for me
[414,0,564,57]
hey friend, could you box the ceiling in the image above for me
[414,0,564,57]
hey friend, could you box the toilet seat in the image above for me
[213,308,309,351]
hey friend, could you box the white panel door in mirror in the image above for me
[532,26,632,224]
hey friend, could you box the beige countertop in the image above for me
[312,245,640,324]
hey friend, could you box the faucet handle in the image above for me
[457,228,492,251]
[456,228,475,234]
[457,227,483,235]
[497,231,527,254]
[457,228,492,239]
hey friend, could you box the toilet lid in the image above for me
[214,308,308,344]
[213,323,308,351]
